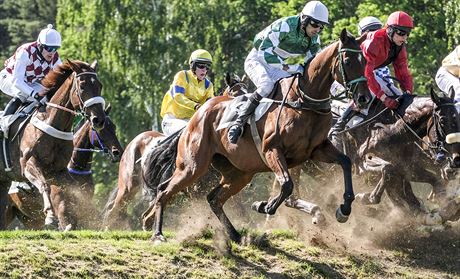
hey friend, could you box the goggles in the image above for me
[309,20,324,30]
[195,63,211,70]
[394,28,410,37]
[43,45,60,52]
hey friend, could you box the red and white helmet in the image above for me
[386,11,414,32]
[37,24,62,47]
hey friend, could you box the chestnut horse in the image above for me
[0,60,106,229]
[6,110,123,229]
[142,29,371,242]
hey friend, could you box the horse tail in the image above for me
[142,130,182,198]
[101,185,119,219]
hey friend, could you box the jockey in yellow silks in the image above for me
[160,49,214,136]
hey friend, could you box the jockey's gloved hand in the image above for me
[380,95,399,110]
[404,90,412,95]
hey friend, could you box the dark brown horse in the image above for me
[0,60,107,229]
[351,89,460,223]
[6,110,123,229]
[142,29,371,243]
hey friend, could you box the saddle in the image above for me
[216,94,274,131]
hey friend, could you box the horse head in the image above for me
[66,60,106,130]
[222,72,248,97]
[91,104,124,162]
[430,87,460,169]
[330,29,371,108]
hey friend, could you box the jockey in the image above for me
[435,45,460,110]
[160,49,214,136]
[227,1,329,144]
[361,11,414,108]
[329,16,396,144]
[0,24,62,117]
[434,45,460,162]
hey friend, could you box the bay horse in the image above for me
[6,109,123,229]
[142,29,371,243]
[0,60,107,229]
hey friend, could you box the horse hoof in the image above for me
[151,234,166,244]
[355,193,372,205]
[251,201,267,214]
[312,212,326,225]
[335,207,349,223]
[44,217,59,230]
[63,224,73,232]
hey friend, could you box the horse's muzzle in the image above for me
[356,94,370,109]
[110,147,123,162]
[449,153,460,169]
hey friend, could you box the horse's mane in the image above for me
[41,60,92,99]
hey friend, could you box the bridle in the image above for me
[332,43,368,103]
[46,71,106,118]
[68,122,110,175]
[224,81,248,97]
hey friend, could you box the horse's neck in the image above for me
[405,97,434,136]
[301,43,337,99]
[47,77,76,131]
[69,128,94,170]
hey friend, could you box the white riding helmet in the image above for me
[37,24,62,47]
[358,16,383,35]
[301,1,329,25]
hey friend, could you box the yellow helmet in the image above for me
[189,49,213,65]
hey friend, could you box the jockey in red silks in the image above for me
[329,11,414,148]
[362,11,414,109]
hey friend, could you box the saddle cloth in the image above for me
[216,94,274,131]
[0,101,38,138]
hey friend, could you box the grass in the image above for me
[0,229,456,279]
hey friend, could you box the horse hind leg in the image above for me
[142,161,210,242]
[207,168,253,243]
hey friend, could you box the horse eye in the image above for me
[344,58,351,66]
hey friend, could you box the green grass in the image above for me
[0,230,455,279]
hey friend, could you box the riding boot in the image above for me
[328,105,355,148]
[3,98,22,117]
[227,92,263,144]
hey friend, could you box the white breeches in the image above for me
[244,48,291,97]
[161,113,189,136]
[0,69,45,102]
[436,66,460,104]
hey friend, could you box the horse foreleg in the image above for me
[311,140,354,223]
[252,148,293,215]
[22,157,58,229]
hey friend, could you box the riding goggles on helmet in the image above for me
[195,63,211,70]
[309,19,324,30]
[43,45,60,52]
[394,28,410,37]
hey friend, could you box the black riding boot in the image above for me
[328,105,356,148]
[227,92,263,144]
[3,98,22,116]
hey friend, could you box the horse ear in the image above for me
[357,33,367,44]
[105,103,112,115]
[340,28,349,43]
[225,72,231,86]
[90,60,99,72]
[448,86,456,100]
[241,74,247,83]
[66,59,80,72]
[430,87,441,105]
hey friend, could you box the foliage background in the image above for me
[1,0,459,205]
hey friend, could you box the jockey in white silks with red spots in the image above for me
[227,1,329,144]
[0,24,62,117]
[160,49,214,136]
[435,45,460,111]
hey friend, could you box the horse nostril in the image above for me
[112,150,120,157]
[453,156,460,168]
